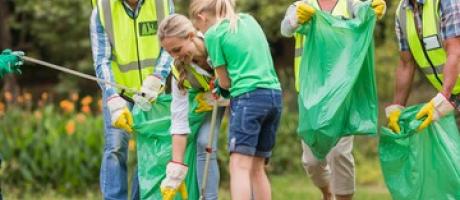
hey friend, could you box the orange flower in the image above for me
[81,96,93,106]
[34,110,42,120]
[98,98,103,112]
[0,102,5,116]
[24,92,32,102]
[129,140,136,151]
[17,95,24,104]
[66,120,76,135]
[41,92,48,101]
[4,92,13,102]
[81,105,91,114]
[70,92,79,102]
[59,100,75,113]
[76,113,86,123]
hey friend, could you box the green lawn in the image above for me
[4,173,391,200]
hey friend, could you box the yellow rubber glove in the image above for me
[161,161,189,200]
[372,0,386,20]
[415,93,454,131]
[385,104,404,134]
[195,92,213,113]
[107,95,133,133]
[161,182,188,200]
[296,2,316,24]
[113,107,134,133]
[416,101,434,131]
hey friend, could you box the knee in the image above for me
[302,152,321,169]
[104,134,128,154]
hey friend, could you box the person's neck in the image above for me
[126,0,138,10]
[317,0,337,12]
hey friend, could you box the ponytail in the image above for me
[189,0,238,32]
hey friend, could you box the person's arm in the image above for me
[170,78,190,163]
[153,49,173,85]
[439,0,460,98]
[393,51,417,105]
[204,29,231,89]
[90,8,117,98]
[392,16,416,105]
[441,37,460,98]
[214,66,231,89]
[152,1,176,84]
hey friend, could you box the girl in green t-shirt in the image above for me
[157,14,229,200]
[189,0,283,199]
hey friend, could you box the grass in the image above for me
[3,173,391,200]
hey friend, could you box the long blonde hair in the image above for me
[189,0,238,32]
[158,14,197,91]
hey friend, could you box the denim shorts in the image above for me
[229,88,283,158]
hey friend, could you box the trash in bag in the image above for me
[379,104,460,200]
[133,91,208,200]
[297,2,378,160]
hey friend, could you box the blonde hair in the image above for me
[189,0,238,31]
[158,14,197,91]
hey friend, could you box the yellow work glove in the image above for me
[296,2,316,24]
[416,93,454,131]
[385,104,404,134]
[161,161,189,200]
[107,94,133,133]
[195,92,213,113]
[162,182,188,200]
[371,0,386,20]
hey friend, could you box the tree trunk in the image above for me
[0,0,20,101]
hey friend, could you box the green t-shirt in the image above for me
[204,13,281,97]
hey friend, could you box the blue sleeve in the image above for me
[90,8,117,97]
[440,0,460,40]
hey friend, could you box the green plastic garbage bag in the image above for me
[133,91,208,200]
[379,105,460,200]
[297,3,378,160]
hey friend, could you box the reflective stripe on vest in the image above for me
[171,64,211,91]
[397,0,460,94]
[293,0,354,91]
[97,0,170,96]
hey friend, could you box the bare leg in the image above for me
[230,153,253,200]
[251,157,271,200]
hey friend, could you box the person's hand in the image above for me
[0,49,25,78]
[385,104,404,133]
[195,92,214,113]
[210,79,230,99]
[296,2,316,24]
[107,94,133,133]
[371,0,386,20]
[140,75,163,102]
[161,161,189,200]
[416,93,454,131]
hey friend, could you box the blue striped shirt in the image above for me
[90,0,174,97]
[396,0,460,51]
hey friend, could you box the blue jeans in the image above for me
[196,107,225,200]
[229,88,282,158]
[101,97,139,200]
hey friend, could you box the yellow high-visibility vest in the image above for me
[96,0,171,97]
[171,64,211,91]
[396,0,460,94]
